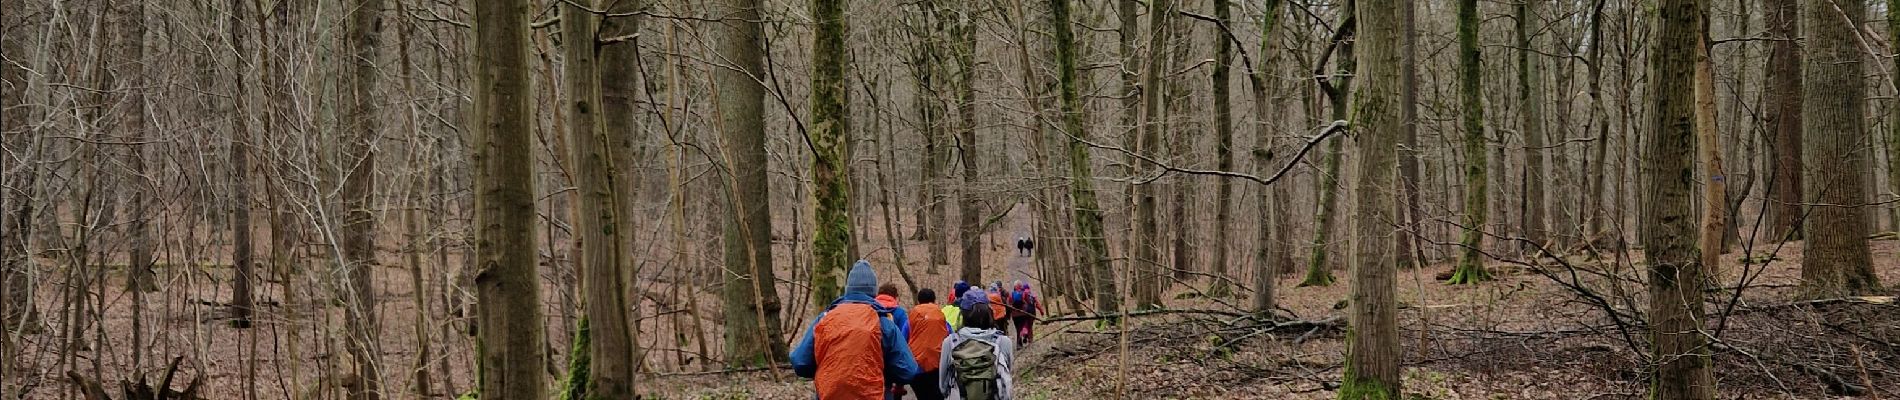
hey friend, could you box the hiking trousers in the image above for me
[1012,316,1035,344]
[907,369,944,400]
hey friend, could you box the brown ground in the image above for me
[6,207,1898,400]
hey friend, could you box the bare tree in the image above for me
[718,0,790,366]
[561,0,638,397]
[1048,0,1117,316]
[339,0,386,396]
[1762,0,1803,242]
[1133,0,1178,309]
[1341,0,1402,396]
[1644,0,1715,397]
[1797,0,1880,298]
[1450,0,1492,284]
[473,0,547,396]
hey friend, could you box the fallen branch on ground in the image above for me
[1037,308,1254,324]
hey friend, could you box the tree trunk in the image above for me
[1395,0,1422,269]
[472,0,547,396]
[561,0,639,396]
[1049,0,1118,317]
[1208,0,1235,297]
[1516,0,1547,251]
[1164,3,1194,286]
[1300,135,1343,287]
[1583,0,1609,245]
[907,2,949,274]
[0,0,39,372]
[955,0,983,285]
[1797,0,1880,298]
[1644,0,1716,397]
[1762,0,1802,242]
[228,0,256,330]
[718,0,791,366]
[600,0,643,375]
[1133,0,1177,310]
[395,3,433,391]
[1891,0,1900,235]
[1450,0,1492,283]
[1249,0,1288,316]
[341,0,386,396]
[1302,12,1352,288]
[810,0,856,305]
[124,0,154,295]
[1692,21,1726,278]
[1341,0,1402,396]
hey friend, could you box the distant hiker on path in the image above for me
[792,260,921,399]
[939,302,1015,400]
[1014,237,1034,257]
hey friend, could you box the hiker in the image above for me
[952,281,973,306]
[876,283,911,337]
[986,282,1009,334]
[792,260,922,399]
[1015,237,1034,257]
[941,286,965,331]
[1007,281,1042,345]
[939,301,1015,400]
[906,289,953,400]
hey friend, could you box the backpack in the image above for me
[950,339,1000,400]
[1008,290,1036,318]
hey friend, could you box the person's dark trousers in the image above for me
[907,369,944,400]
[1013,316,1035,344]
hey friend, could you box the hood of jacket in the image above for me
[875,294,899,309]
[954,327,1006,343]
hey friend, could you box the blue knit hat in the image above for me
[844,260,878,296]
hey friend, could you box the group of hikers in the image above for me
[792,260,1045,400]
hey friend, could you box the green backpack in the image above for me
[951,339,1000,400]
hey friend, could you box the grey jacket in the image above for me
[938,327,1015,400]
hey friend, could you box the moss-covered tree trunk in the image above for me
[1515,0,1547,251]
[1049,0,1116,317]
[341,0,385,396]
[1797,0,1880,298]
[1450,0,1492,284]
[474,0,546,396]
[1762,0,1803,242]
[561,0,638,396]
[1340,0,1401,396]
[716,0,790,367]
[810,0,855,305]
[1300,134,1343,287]
[1301,14,1353,288]
[1644,0,1715,397]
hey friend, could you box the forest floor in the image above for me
[7,207,1899,399]
[653,237,1900,400]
